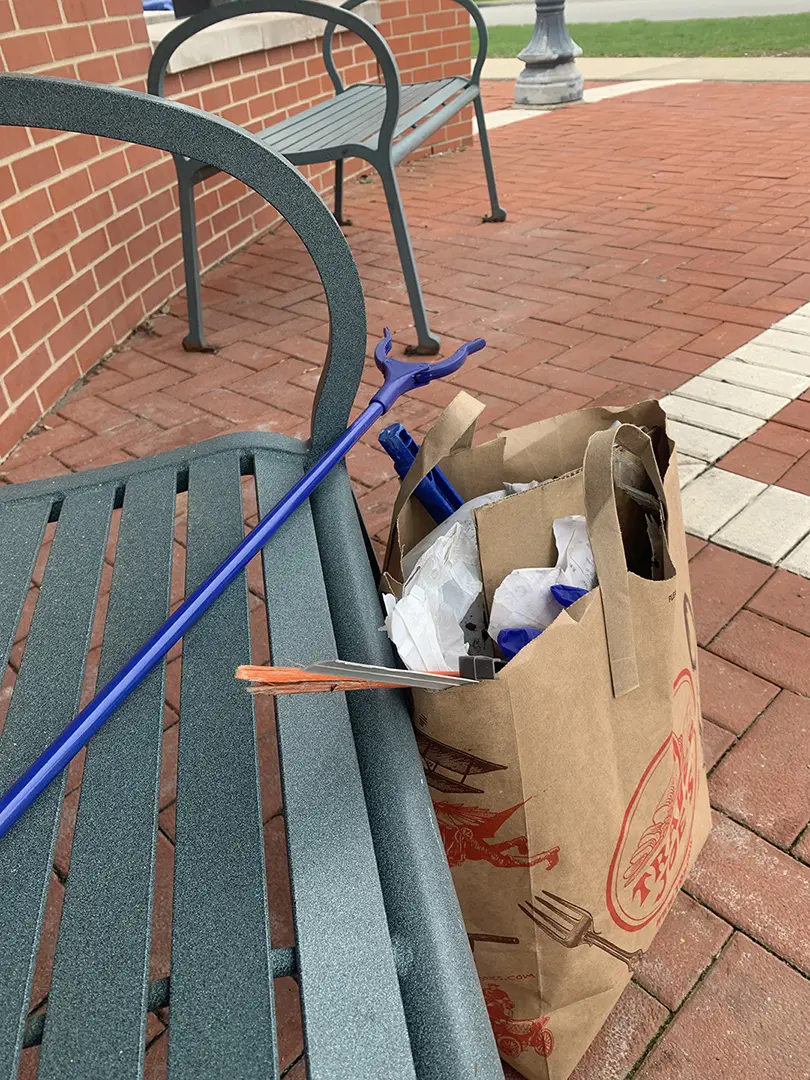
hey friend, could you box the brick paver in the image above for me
[709,690,810,845]
[3,80,810,1078]
[701,717,736,771]
[633,893,732,1011]
[635,933,810,1080]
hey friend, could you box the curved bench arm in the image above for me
[327,0,489,87]
[322,0,374,94]
[446,0,490,85]
[147,0,401,154]
[0,73,366,456]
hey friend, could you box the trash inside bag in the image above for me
[497,627,542,661]
[385,498,597,672]
[401,490,505,582]
[550,583,589,608]
[503,480,540,496]
[488,516,596,647]
[496,585,590,660]
[384,520,488,671]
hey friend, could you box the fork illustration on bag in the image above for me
[518,890,644,970]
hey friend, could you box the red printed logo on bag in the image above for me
[605,668,699,932]
[483,983,554,1061]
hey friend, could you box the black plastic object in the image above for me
[458,655,505,681]
[173,0,229,16]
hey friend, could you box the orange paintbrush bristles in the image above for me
[235,665,402,696]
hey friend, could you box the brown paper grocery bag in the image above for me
[383,396,711,1080]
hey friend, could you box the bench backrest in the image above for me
[0,72,367,458]
[322,0,491,85]
[147,0,402,150]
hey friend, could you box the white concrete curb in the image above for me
[475,80,700,133]
[663,304,810,579]
[481,56,810,83]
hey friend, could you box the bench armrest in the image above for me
[322,0,380,94]
[0,72,367,454]
[147,0,402,152]
[446,0,489,84]
[328,0,487,85]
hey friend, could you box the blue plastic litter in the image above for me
[379,421,464,524]
[497,588,590,660]
[550,584,588,608]
[496,627,542,661]
[143,1,173,10]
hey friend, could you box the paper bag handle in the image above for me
[583,423,670,699]
[389,390,485,526]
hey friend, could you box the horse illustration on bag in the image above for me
[434,799,560,870]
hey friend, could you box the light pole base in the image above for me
[514,59,584,109]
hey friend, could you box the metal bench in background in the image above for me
[0,73,503,1080]
[148,0,506,356]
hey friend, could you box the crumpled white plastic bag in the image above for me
[401,490,505,582]
[384,520,486,671]
[488,515,596,642]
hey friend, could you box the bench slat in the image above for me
[0,498,50,689]
[311,470,506,1079]
[36,471,176,1080]
[256,83,370,147]
[168,452,278,1080]
[261,79,466,160]
[271,91,383,156]
[0,489,114,1080]
[393,78,468,138]
[254,451,417,1080]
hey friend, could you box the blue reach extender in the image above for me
[0,329,484,840]
[378,423,464,524]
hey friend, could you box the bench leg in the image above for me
[176,163,216,353]
[474,95,507,224]
[333,159,352,227]
[378,162,440,356]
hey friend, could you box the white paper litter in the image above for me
[488,516,596,642]
[401,489,504,581]
[503,480,541,496]
[385,520,486,671]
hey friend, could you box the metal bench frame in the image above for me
[147,0,506,356]
[0,74,503,1080]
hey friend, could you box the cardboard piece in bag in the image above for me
[382,394,711,1080]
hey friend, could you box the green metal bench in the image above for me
[147,0,506,357]
[0,74,503,1080]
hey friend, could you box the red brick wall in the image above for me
[0,0,471,458]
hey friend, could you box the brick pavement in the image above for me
[6,81,810,1079]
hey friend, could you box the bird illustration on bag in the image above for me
[434,799,560,870]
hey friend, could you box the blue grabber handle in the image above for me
[371,328,484,410]
[378,424,464,524]
[0,329,485,840]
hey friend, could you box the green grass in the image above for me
[475,13,810,58]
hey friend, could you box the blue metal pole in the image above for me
[0,331,484,840]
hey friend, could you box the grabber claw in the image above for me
[371,328,486,413]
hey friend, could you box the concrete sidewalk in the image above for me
[484,55,810,81]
